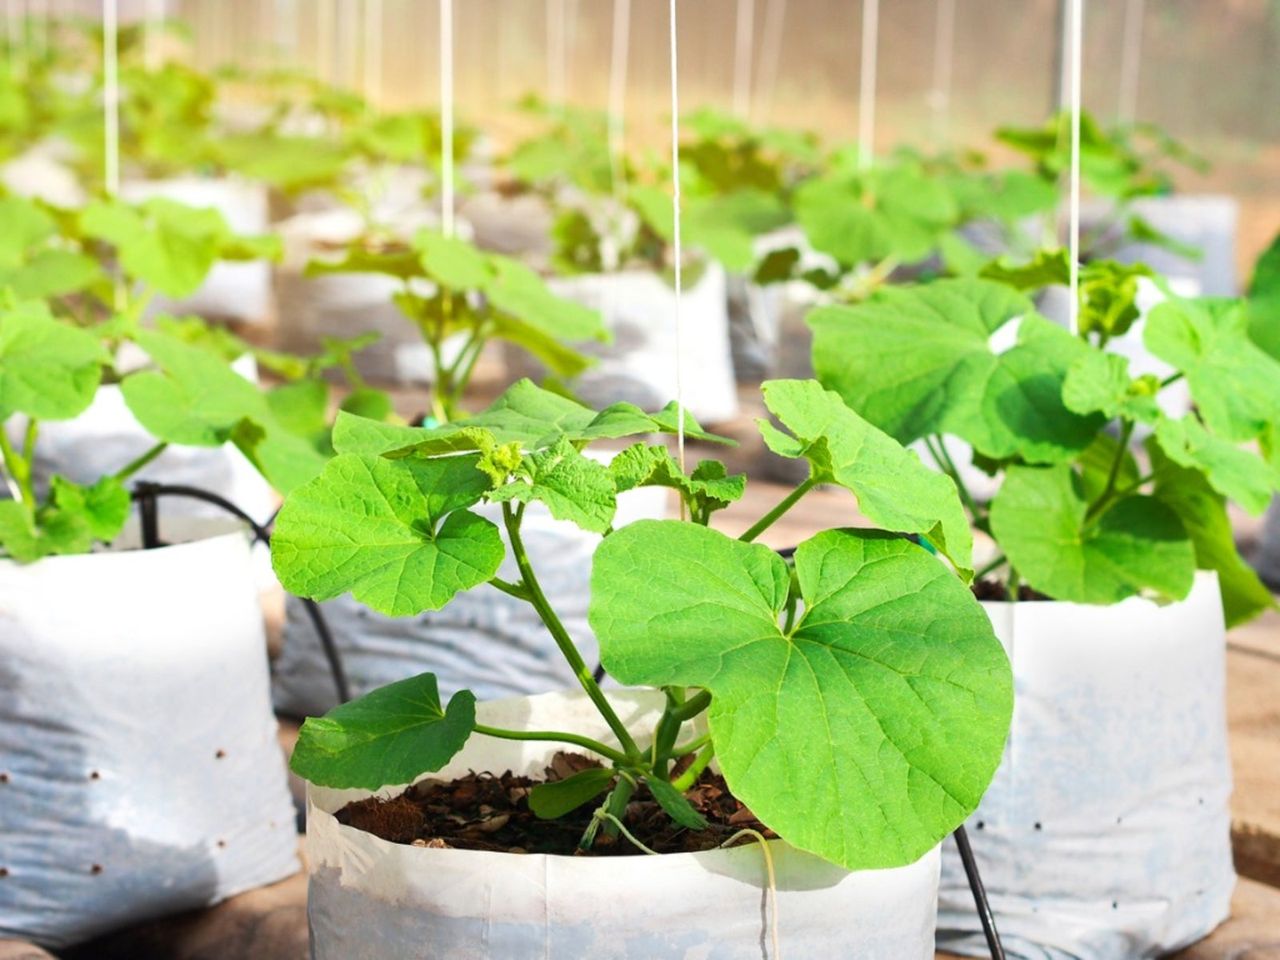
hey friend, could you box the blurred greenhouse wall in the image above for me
[45,0,1280,274]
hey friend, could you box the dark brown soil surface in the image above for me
[336,752,775,857]
[973,578,1050,602]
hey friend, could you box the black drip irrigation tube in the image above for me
[131,482,352,705]
[592,540,1005,960]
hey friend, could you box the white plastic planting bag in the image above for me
[121,177,273,324]
[533,264,739,425]
[0,523,300,949]
[936,573,1235,960]
[272,481,668,717]
[307,689,941,960]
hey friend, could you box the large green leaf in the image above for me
[610,443,744,520]
[589,521,1011,871]
[809,279,1101,462]
[490,438,617,533]
[1147,440,1276,627]
[291,673,476,789]
[81,198,230,297]
[0,300,108,420]
[989,464,1195,604]
[528,767,616,820]
[1247,231,1280,362]
[122,330,326,492]
[415,230,494,291]
[272,453,503,616]
[1145,297,1280,442]
[757,379,974,577]
[1061,351,1161,423]
[486,256,607,343]
[1153,416,1280,515]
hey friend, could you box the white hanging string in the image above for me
[363,0,383,102]
[143,0,163,72]
[929,0,955,146]
[607,0,630,199]
[273,0,298,65]
[439,0,454,239]
[1067,0,1083,336]
[668,0,685,473]
[857,0,879,170]
[1116,0,1144,124]
[546,0,565,108]
[757,0,785,123]
[732,0,754,119]
[102,0,119,197]
[316,0,334,84]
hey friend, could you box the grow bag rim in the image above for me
[0,521,255,571]
[974,569,1220,614]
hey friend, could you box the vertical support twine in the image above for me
[929,0,955,146]
[1067,0,1083,336]
[732,0,754,119]
[144,0,163,72]
[547,0,565,108]
[316,0,334,84]
[273,0,297,65]
[363,0,383,103]
[757,0,786,124]
[439,0,454,239]
[1116,0,1144,124]
[102,0,119,198]
[857,0,879,171]
[668,0,685,476]
[607,0,630,199]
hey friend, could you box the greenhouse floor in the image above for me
[1,472,1273,960]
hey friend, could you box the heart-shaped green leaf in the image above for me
[0,300,108,420]
[291,673,476,790]
[1153,416,1280,515]
[590,521,1011,871]
[990,464,1195,604]
[758,379,974,577]
[809,279,1102,463]
[1147,439,1276,627]
[1145,297,1280,442]
[271,453,503,616]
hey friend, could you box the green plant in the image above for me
[272,376,1013,871]
[305,229,607,423]
[808,260,1280,625]
[997,111,1210,261]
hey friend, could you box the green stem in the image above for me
[670,732,711,758]
[489,576,530,601]
[669,690,711,723]
[671,743,716,792]
[580,773,638,850]
[739,477,816,543]
[503,503,641,759]
[113,441,168,482]
[473,723,629,766]
[0,429,35,512]
[926,434,986,531]
[21,418,37,466]
[1085,420,1135,523]
[974,553,1007,581]
[446,325,487,407]
[1160,371,1184,388]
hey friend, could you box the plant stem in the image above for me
[488,576,530,601]
[1085,420,1135,523]
[669,732,711,758]
[0,429,35,512]
[669,690,711,723]
[1160,371,1184,388]
[113,441,168,482]
[925,434,986,531]
[473,724,629,766]
[974,553,1007,581]
[20,418,37,466]
[502,503,641,759]
[579,773,638,850]
[739,477,816,543]
[671,743,716,792]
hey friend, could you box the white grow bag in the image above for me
[272,480,668,717]
[936,573,1235,960]
[306,689,941,960]
[0,523,300,949]
[121,177,273,325]
[521,264,739,426]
